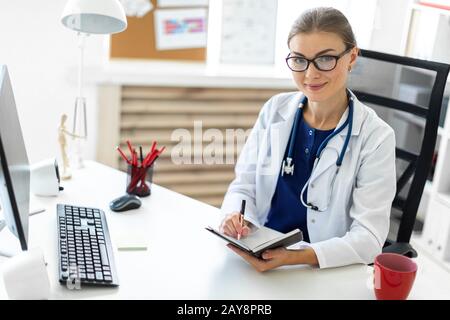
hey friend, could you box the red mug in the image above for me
[374,253,417,300]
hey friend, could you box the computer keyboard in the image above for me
[57,204,119,287]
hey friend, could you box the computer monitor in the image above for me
[0,65,30,251]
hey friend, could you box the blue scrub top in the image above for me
[265,113,334,243]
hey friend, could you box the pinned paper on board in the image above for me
[220,0,278,64]
[158,0,209,7]
[154,8,208,50]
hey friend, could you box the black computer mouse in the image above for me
[109,194,142,212]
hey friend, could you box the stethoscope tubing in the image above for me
[283,91,354,211]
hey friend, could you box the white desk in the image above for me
[1,161,450,299]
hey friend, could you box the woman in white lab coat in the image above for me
[220,7,396,270]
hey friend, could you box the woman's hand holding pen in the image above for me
[219,212,251,239]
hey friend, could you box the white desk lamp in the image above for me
[61,0,127,168]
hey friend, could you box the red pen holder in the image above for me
[126,164,154,197]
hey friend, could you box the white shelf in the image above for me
[436,192,450,207]
[411,235,450,274]
[90,60,296,89]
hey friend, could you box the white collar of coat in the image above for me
[276,89,365,137]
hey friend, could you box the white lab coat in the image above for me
[221,90,396,269]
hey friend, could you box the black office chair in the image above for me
[348,49,450,258]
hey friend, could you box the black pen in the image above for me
[238,200,246,240]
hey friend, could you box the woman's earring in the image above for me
[348,67,352,73]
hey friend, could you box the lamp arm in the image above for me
[77,32,87,99]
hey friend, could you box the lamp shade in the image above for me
[61,0,127,34]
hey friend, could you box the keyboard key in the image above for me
[99,244,109,266]
[95,272,104,281]
[104,276,112,282]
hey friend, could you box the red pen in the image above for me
[126,140,134,155]
[145,147,165,167]
[116,146,131,164]
[144,152,157,168]
[142,150,154,168]
[134,150,139,166]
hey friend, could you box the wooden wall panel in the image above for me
[103,86,287,207]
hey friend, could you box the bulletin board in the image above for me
[110,0,207,61]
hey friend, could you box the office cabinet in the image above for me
[436,209,450,260]
[422,198,450,260]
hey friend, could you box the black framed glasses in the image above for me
[286,47,353,72]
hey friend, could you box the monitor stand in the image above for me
[0,220,14,257]
[0,208,45,257]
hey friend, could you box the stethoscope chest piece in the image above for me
[281,157,294,176]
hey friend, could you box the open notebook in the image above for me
[206,225,303,258]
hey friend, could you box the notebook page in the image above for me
[239,226,283,251]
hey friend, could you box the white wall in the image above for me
[0,0,106,165]
[0,0,414,167]
[370,0,414,54]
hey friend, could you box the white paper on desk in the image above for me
[158,0,208,7]
[154,8,207,50]
[115,233,149,251]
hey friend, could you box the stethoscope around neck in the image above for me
[281,91,354,212]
